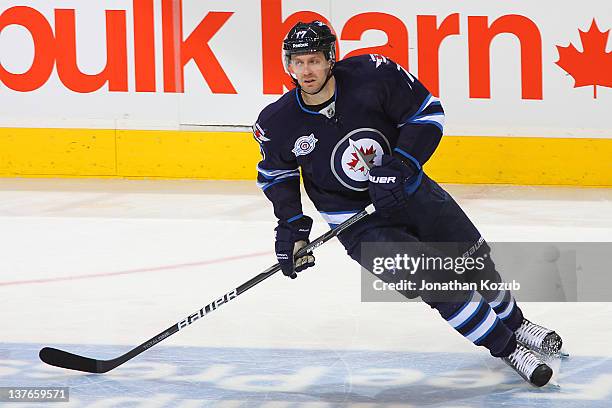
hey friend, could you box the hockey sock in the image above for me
[487,289,523,331]
[434,291,517,357]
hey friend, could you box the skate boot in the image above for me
[515,318,566,357]
[503,343,553,387]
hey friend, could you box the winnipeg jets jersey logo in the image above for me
[292,133,318,157]
[331,128,390,191]
[252,122,270,143]
[347,138,376,174]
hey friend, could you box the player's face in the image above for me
[289,52,331,92]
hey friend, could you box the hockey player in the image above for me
[253,21,563,387]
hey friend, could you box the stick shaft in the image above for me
[40,205,375,373]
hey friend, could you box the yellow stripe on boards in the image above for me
[0,128,610,186]
[426,136,612,186]
[116,130,256,179]
[0,128,116,176]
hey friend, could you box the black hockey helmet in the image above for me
[282,21,337,77]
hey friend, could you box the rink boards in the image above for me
[1,128,611,186]
[1,1,611,185]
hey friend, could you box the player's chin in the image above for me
[300,78,321,91]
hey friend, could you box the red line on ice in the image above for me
[0,251,271,287]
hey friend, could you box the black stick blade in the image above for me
[39,347,108,373]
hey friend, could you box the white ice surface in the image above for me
[0,179,611,407]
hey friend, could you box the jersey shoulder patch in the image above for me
[364,54,416,83]
[336,54,415,85]
[252,122,270,143]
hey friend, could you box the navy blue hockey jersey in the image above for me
[253,54,444,226]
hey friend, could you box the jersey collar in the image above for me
[295,83,337,116]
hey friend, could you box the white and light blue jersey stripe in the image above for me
[397,93,445,132]
[256,165,300,191]
[319,210,359,227]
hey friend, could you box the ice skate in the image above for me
[503,343,553,387]
[515,318,568,358]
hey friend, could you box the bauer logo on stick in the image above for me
[178,289,238,330]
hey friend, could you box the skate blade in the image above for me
[517,340,569,360]
[540,350,569,360]
[546,381,561,389]
[558,350,570,359]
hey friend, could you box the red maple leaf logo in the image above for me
[555,19,612,98]
[347,145,376,173]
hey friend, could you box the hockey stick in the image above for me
[39,204,376,373]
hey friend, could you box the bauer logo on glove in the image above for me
[367,150,423,217]
[369,175,397,184]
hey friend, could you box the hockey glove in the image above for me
[275,215,316,279]
[368,152,423,218]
